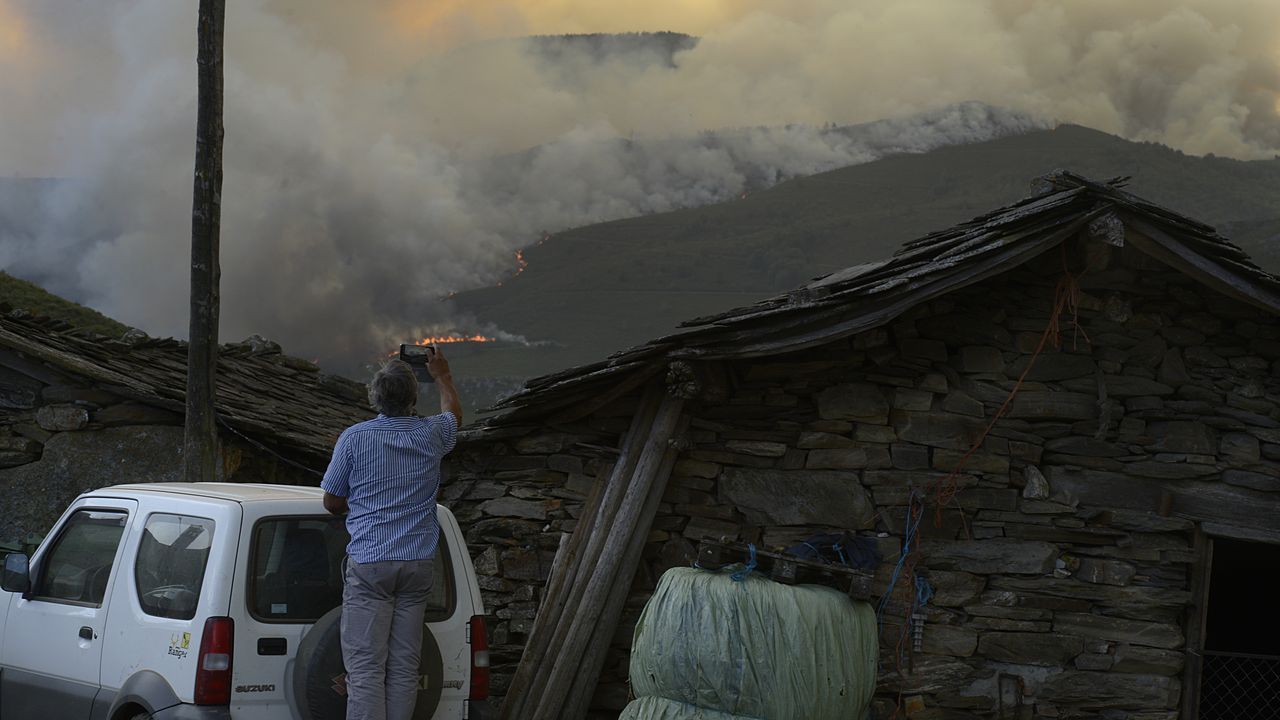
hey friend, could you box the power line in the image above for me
[216,416,325,478]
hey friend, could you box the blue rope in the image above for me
[693,544,759,582]
[877,492,924,621]
[730,544,758,582]
[915,575,934,607]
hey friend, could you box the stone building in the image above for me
[0,313,372,543]
[445,173,1280,719]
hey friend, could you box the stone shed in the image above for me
[444,173,1280,720]
[0,312,372,543]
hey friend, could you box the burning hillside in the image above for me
[411,334,498,345]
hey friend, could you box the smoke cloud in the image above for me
[1,0,1278,370]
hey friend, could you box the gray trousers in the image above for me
[341,558,435,720]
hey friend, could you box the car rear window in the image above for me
[248,516,454,623]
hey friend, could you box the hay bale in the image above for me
[629,567,878,720]
[618,696,759,720]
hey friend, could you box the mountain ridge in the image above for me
[448,123,1280,384]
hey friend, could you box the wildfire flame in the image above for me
[387,333,497,357]
[412,334,496,344]
[496,246,531,288]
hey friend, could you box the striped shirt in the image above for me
[321,412,458,563]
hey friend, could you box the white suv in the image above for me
[0,483,490,719]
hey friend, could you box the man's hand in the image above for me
[430,346,464,427]
[323,492,349,516]
[427,346,452,381]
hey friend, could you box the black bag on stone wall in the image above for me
[784,531,879,571]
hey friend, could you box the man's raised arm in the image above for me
[429,346,463,427]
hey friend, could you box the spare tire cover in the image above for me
[294,607,445,719]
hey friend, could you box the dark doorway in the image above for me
[1198,538,1280,719]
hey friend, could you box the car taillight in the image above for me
[194,616,234,705]
[468,615,490,700]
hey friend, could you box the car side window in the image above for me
[33,509,128,606]
[135,514,215,620]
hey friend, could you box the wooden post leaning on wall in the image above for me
[562,414,691,720]
[508,387,663,719]
[530,391,686,720]
[501,383,667,720]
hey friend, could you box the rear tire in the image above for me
[294,606,445,719]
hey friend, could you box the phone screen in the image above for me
[398,344,436,383]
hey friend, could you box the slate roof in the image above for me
[0,312,373,460]
[489,172,1280,424]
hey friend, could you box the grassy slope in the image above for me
[452,124,1280,381]
[0,271,129,337]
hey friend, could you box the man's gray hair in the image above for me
[369,360,418,416]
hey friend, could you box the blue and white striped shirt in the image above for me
[321,413,458,563]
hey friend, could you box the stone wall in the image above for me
[445,243,1280,718]
[0,357,320,541]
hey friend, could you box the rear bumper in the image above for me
[152,704,233,720]
[468,699,494,719]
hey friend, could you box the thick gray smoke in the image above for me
[1,0,1278,369]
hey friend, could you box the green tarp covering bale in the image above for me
[619,696,759,720]
[626,567,878,720]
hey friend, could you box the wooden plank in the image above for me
[545,363,664,425]
[529,392,685,720]
[504,383,665,720]
[1180,530,1210,720]
[493,361,651,411]
[1109,194,1218,235]
[561,414,691,720]
[694,541,875,599]
[0,326,152,395]
[1123,217,1280,314]
[0,349,75,386]
[1198,522,1280,545]
[1171,484,1280,535]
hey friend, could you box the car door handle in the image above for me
[78,626,94,641]
[258,637,287,655]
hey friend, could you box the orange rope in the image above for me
[885,247,1091,714]
[928,245,1087,526]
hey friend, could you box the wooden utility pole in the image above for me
[184,0,225,483]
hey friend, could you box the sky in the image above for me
[1,0,1279,368]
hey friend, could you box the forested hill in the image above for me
[451,124,1280,381]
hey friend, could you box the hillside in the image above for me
[6,123,1280,406]
[0,271,129,338]
[451,124,1280,382]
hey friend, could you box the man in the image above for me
[321,347,462,720]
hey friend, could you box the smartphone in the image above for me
[399,344,436,384]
